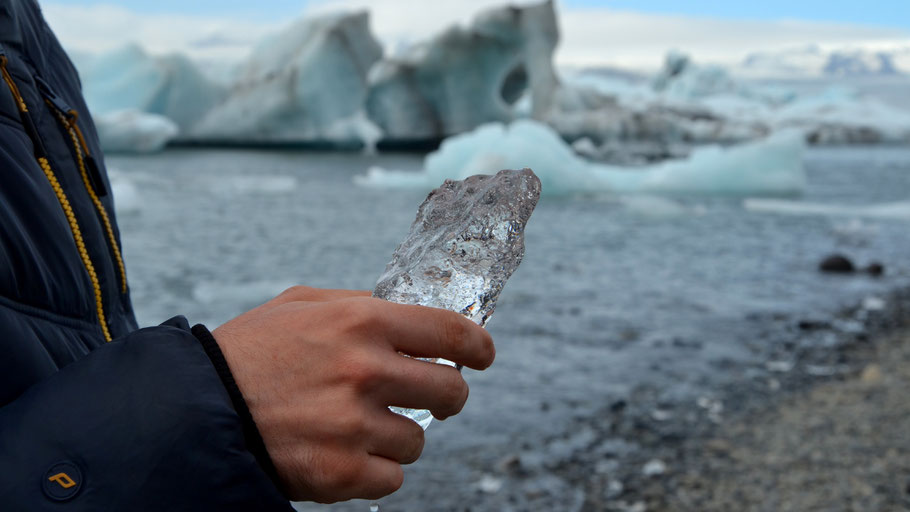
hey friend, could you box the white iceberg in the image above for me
[355,119,806,197]
[95,109,178,153]
[191,11,383,146]
[365,1,559,142]
[79,44,225,133]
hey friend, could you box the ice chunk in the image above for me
[191,12,382,147]
[355,119,806,197]
[365,1,558,142]
[78,44,225,132]
[373,169,541,428]
[374,168,540,325]
[94,109,178,153]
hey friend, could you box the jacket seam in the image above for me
[0,293,99,332]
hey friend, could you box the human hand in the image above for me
[211,286,495,503]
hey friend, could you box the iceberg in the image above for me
[772,87,910,144]
[355,119,806,197]
[365,1,559,142]
[548,51,910,158]
[94,109,178,153]
[191,12,383,146]
[79,44,225,133]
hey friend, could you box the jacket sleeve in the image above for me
[0,317,294,511]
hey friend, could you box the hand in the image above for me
[211,286,495,503]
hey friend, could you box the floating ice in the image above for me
[356,120,806,197]
[744,198,910,221]
[191,12,383,147]
[107,168,140,214]
[365,1,559,141]
[210,175,298,196]
[94,109,179,153]
[373,169,541,428]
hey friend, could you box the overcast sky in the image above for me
[43,0,910,70]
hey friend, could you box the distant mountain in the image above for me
[737,45,910,78]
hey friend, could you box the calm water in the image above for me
[109,147,910,510]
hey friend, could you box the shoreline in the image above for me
[441,286,910,512]
[587,287,910,511]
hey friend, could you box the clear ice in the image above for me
[373,168,541,429]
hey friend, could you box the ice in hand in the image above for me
[373,168,541,428]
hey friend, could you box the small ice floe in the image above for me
[744,198,910,221]
[650,409,673,422]
[804,364,839,377]
[96,109,178,153]
[832,319,865,334]
[696,396,724,422]
[604,479,624,499]
[476,474,503,494]
[765,360,795,373]
[862,296,887,312]
[641,459,667,477]
[107,168,141,215]
[211,175,298,195]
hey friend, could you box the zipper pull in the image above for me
[34,75,76,119]
[83,153,108,197]
[36,75,109,197]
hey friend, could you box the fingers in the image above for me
[363,300,496,370]
[355,456,404,501]
[370,355,470,420]
[308,452,403,503]
[365,407,426,464]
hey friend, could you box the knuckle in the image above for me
[340,351,381,390]
[280,285,312,299]
[385,466,404,494]
[401,425,425,464]
[482,332,496,367]
[332,460,364,491]
[442,314,469,355]
[342,299,383,335]
[440,373,469,413]
[336,408,369,439]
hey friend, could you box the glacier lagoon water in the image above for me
[110,147,910,510]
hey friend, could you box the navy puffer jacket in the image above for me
[0,1,292,509]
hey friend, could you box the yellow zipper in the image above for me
[1,56,112,342]
[50,106,128,294]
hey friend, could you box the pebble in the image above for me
[860,364,883,384]
[819,254,855,273]
[865,262,885,276]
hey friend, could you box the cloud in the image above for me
[42,3,280,61]
[42,1,910,70]
[558,8,910,69]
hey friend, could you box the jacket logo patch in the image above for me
[43,462,82,501]
[48,472,77,489]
